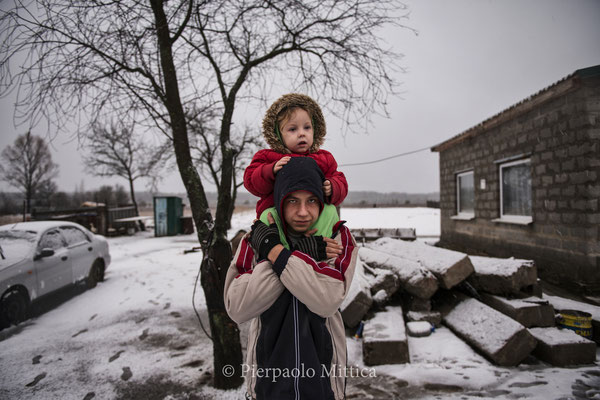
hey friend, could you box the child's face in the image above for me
[280,108,314,153]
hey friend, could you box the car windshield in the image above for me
[0,230,37,260]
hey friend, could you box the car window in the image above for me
[60,226,90,246]
[38,230,66,251]
[0,230,37,259]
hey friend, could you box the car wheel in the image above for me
[0,289,29,328]
[86,260,104,289]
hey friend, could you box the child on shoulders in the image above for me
[244,93,348,217]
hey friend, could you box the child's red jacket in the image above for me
[244,149,348,217]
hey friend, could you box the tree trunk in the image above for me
[150,0,243,389]
[201,235,244,388]
[127,175,145,231]
[25,186,31,215]
[226,185,237,231]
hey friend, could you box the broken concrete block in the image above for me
[400,293,432,312]
[340,259,373,328]
[529,327,597,366]
[443,297,537,366]
[480,294,555,328]
[363,306,409,365]
[366,238,474,289]
[407,321,432,337]
[406,311,442,327]
[367,267,400,298]
[468,256,538,296]
[360,247,438,299]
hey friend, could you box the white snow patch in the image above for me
[372,289,388,303]
[342,207,440,237]
[363,306,406,341]
[543,293,600,321]
[407,321,432,336]
[470,255,535,276]
[529,327,594,345]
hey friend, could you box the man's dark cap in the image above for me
[274,157,324,220]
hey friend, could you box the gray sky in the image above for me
[1,0,599,195]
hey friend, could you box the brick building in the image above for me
[431,65,599,293]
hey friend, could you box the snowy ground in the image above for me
[0,207,598,400]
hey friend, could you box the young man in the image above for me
[224,157,357,400]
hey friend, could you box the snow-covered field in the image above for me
[0,207,598,400]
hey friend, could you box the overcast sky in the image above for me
[1,0,599,195]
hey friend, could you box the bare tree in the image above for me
[0,132,59,214]
[0,0,409,388]
[187,106,262,228]
[83,122,165,226]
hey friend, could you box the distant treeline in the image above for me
[0,188,440,216]
[0,184,133,215]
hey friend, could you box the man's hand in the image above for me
[273,156,291,174]
[250,213,281,260]
[322,237,344,259]
[323,179,332,197]
[294,229,343,260]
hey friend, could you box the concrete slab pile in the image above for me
[365,238,474,289]
[359,247,438,300]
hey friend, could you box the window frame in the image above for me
[60,226,91,247]
[455,170,475,219]
[497,158,533,225]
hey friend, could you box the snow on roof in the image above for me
[470,255,535,277]
[528,327,593,345]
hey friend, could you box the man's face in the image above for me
[282,190,320,234]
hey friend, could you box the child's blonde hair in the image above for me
[276,106,312,132]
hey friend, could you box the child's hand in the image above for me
[323,180,332,197]
[273,156,291,174]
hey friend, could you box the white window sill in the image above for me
[492,216,533,225]
[451,214,475,221]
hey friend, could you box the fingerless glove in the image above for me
[293,235,328,261]
[250,220,281,260]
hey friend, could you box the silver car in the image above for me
[0,221,111,329]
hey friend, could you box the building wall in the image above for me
[437,74,600,291]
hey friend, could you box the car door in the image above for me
[60,226,94,283]
[35,229,72,296]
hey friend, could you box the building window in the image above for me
[499,158,532,224]
[456,170,474,218]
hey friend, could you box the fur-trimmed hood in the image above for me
[262,93,326,153]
